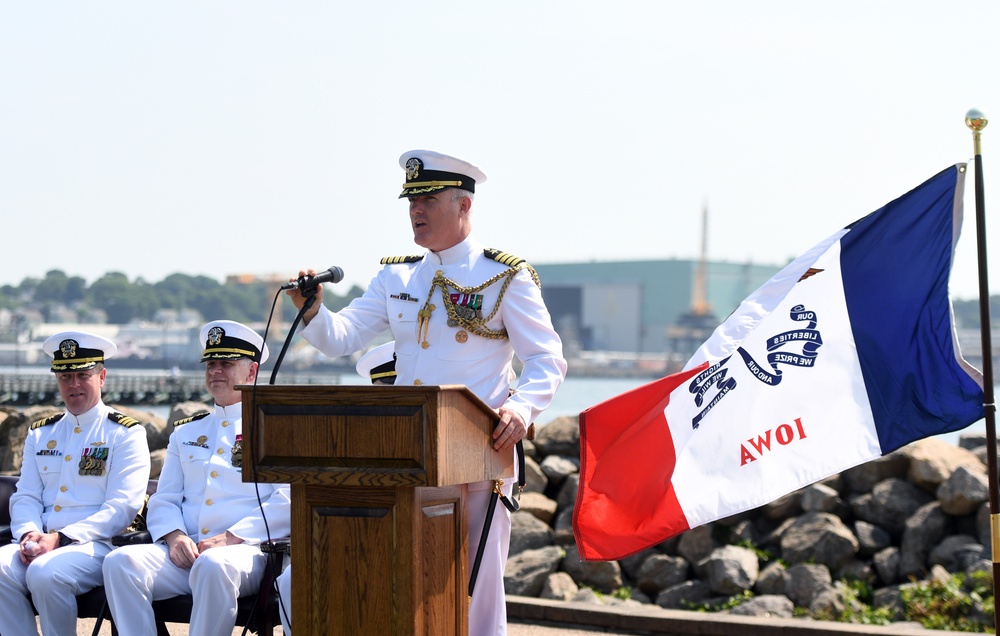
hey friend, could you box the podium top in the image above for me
[238,384,512,487]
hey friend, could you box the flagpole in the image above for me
[966,109,998,634]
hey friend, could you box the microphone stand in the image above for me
[269,290,318,385]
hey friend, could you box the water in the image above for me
[4,366,988,447]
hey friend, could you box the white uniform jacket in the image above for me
[300,236,568,468]
[147,403,291,544]
[11,401,151,543]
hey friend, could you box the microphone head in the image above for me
[324,266,345,284]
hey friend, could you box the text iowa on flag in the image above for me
[574,164,986,562]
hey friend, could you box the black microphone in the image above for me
[279,266,345,291]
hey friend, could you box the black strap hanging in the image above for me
[468,440,525,598]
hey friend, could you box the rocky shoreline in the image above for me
[2,404,997,629]
[511,416,997,630]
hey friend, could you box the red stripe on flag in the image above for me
[574,363,708,561]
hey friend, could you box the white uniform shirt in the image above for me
[11,400,151,542]
[147,402,291,544]
[300,236,567,460]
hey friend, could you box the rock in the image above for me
[551,506,575,546]
[149,448,166,480]
[504,545,564,597]
[676,525,716,573]
[873,546,900,586]
[522,455,547,494]
[539,572,578,601]
[538,454,578,488]
[901,437,984,492]
[654,579,714,610]
[560,544,622,594]
[753,561,786,596]
[1,405,61,473]
[899,502,951,579]
[800,482,843,513]
[779,512,859,570]
[928,534,985,572]
[936,465,989,515]
[554,473,578,513]
[841,452,908,493]
[700,545,758,595]
[783,563,832,609]
[634,553,689,595]
[532,416,579,457]
[854,520,892,557]
[850,477,934,537]
[517,491,558,525]
[509,510,555,556]
[728,594,794,618]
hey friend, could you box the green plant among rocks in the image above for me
[901,571,994,633]
[813,579,894,626]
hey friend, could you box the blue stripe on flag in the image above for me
[840,165,985,453]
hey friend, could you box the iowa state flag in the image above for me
[574,164,986,561]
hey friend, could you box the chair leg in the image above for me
[92,599,111,636]
[156,620,172,636]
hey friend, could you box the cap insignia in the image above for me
[208,326,225,346]
[405,158,422,181]
[59,339,79,359]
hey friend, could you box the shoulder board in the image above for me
[380,255,423,265]
[484,248,529,268]
[109,412,142,428]
[30,413,65,430]
[173,410,212,428]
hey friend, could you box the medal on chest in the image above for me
[417,270,515,348]
[79,443,108,476]
[231,434,243,468]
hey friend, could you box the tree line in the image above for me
[0,270,364,327]
[0,269,996,337]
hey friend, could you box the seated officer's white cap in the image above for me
[43,331,117,373]
[355,341,396,384]
[199,320,269,364]
[398,149,487,199]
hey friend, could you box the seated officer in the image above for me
[0,331,150,636]
[275,341,396,634]
[103,320,291,636]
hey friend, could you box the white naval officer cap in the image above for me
[355,342,397,385]
[398,149,487,199]
[199,320,269,364]
[42,331,117,373]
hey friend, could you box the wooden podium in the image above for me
[239,384,509,636]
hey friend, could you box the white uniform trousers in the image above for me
[467,479,513,636]
[274,480,513,636]
[276,565,292,634]
[0,540,112,636]
[103,542,266,636]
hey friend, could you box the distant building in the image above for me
[534,259,783,356]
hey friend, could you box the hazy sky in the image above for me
[2,2,998,302]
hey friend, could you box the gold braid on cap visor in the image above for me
[203,347,257,358]
[51,356,103,368]
[401,180,464,195]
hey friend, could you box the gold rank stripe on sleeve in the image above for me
[173,411,212,428]
[109,412,141,428]
[380,255,423,265]
[30,413,65,430]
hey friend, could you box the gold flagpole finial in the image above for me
[966,108,988,156]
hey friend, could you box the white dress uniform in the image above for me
[102,402,292,636]
[295,234,567,635]
[0,401,151,636]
